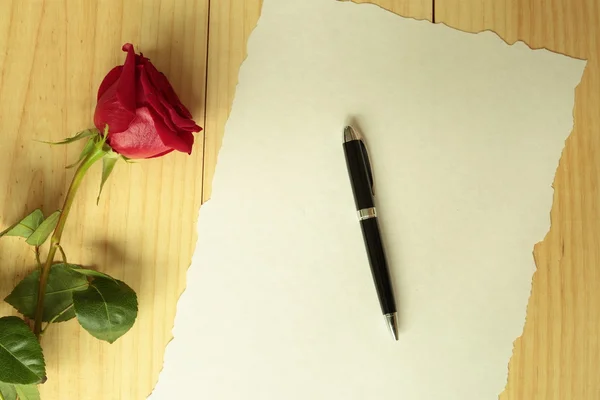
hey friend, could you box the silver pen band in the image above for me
[358,207,377,220]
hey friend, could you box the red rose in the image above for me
[94,43,202,159]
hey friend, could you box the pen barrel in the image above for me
[360,217,397,315]
[343,140,375,210]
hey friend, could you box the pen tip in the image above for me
[385,313,399,341]
[343,126,360,143]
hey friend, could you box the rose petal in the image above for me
[94,82,137,133]
[139,67,201,133]
[107,107,172,159]
[149,149,175,159]
[159,71,194,119]
[161,101,202,132]
[148,107,194,154]
[139,68,179,133]
[135,65,147,105]
[116,43,138,115]
[144,61,193,119]
[97,66,122,101]
[135,52,150,65]
[176,131,195,154]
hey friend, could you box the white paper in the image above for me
[150,1,585,399]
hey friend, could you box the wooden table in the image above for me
[0,1,597,399]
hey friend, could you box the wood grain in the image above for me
[436,2,600,399]
[0,1,208,399]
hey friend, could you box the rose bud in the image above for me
[94,43,202,159]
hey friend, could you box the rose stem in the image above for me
[35,246,42,267]
[33,146,105,336]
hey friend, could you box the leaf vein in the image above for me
[90,284,113,338]
[12,284,89,300]
[0,338,39,381]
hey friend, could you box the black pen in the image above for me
[343,125,398,340]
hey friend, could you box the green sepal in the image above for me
[66,137,96,169]
[25,210,60,246]
[96,124,109,148]
[37,129,99,145]
[121,155,135,163]
[0,210,44,239]
[97,153,119,205]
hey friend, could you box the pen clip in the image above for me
[359,139,375,196]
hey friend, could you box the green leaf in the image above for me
[0,210,44,239]
[0,317,46,384]
[14,385,40,400]
[68,266,117,283]
[66,137,96,169]
[37,129,99,145]
[25,211,60,246]
[4,264,89,322]
[0,382,16,400]
[73,278,138,344]
[97,154,119,204]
